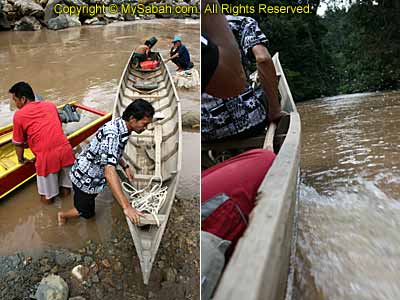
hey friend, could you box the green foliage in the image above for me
[217,0,400,101]
[323,2,400,95]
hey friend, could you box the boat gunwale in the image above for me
[212,53,301,300]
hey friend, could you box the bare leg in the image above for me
[58,208,79,226]
[40,195,55,205]
[59,187,71,198]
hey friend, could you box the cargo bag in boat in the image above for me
[201,149,276,251]
[140,60,159,69]
[201,231,231,300]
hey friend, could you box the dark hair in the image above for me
[145,37,157,48]
[9,82,35,100]
[122,99,155,121]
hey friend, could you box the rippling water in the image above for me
[0,19,199,255]
[294,91,400,300]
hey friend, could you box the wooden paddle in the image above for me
[263,122,277,151]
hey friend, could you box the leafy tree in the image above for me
[215,0,400,100]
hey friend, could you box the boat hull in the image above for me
[203,53,301,300]
[113,52,182,284]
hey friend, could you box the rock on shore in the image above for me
[182,110,199,130]
[35,275,69,300]
[0,0,199,31]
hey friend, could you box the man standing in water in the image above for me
[166,36,194,71]
[58,99,154,226]
[10,82,75,204]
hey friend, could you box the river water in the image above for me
[294,91,400,300]
[0,19,199,256]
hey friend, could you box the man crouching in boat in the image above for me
[132,37,158,67]
[58,99,154,226]
[10,82,75,204]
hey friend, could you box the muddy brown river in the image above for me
[0,19,199,256]
[294,91,400,300]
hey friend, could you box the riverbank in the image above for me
[0,194,199,300]
[0,0,199,31]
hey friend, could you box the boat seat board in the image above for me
[133,82,159,91]
[0,143,35,177]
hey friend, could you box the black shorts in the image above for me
[73,183,97,219]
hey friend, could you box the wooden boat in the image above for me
[201,53,301,300]
[0,103,111,200]
[113,52,182,284]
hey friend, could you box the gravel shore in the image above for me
[0,195,199,300]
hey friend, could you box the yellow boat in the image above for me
[0,102,111,200]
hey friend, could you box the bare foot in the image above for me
[40,196,54,205]
[58,212,66,226]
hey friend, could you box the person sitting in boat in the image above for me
[165,36,194,71]
[57,99,154,226]
[132,37,158,66]
[201,1,286,142]
[10,82,75,204]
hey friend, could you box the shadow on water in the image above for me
[0,19,199,255]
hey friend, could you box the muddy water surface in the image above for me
[295,91,400,300]
[0,19,199,256]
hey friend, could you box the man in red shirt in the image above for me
[10,82,76,204]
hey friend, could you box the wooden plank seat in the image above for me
[133,81,159,91]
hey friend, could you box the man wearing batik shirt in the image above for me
[201,11,286,141]
[10,82,75,204]
[58,99,154,226]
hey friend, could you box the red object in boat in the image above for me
[201,149,276,254]
[140,60,159,69]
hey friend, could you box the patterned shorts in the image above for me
[201,86,267,142]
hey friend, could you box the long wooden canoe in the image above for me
[0,103,111,200]
[113,52,182,284]
[201,53,301,300]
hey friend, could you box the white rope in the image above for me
[122,176,168,226]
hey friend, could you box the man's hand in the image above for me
[104,165,142,224]
[124,166,134,182]
[123,206,144,225]
[15,144,25,164]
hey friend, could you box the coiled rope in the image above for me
[122,176,168,226]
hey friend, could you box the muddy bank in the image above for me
[0,195,199,300]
